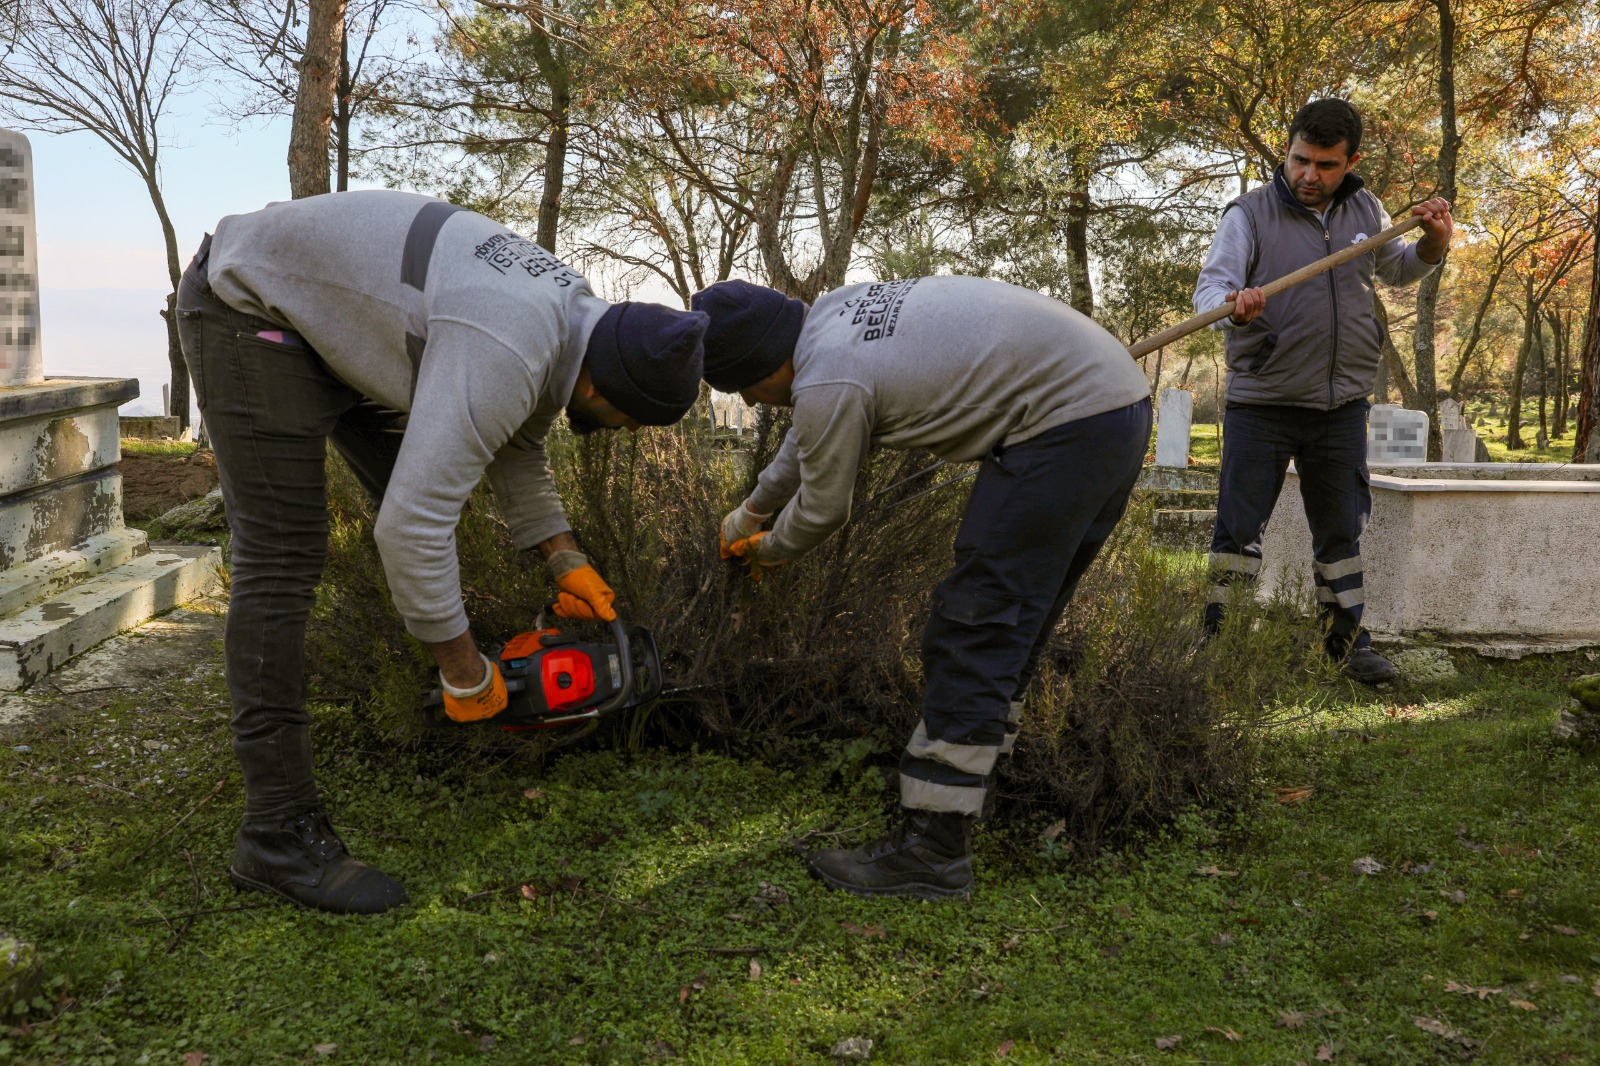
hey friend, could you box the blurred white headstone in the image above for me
[1438,398,1464,430]
[1369,404,1428,463]
[0,130,43,387]
[1154,387,1193,468]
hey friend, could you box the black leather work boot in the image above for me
[805,809,974,900]
[1342,647,1399,686]
[231,808,409,914]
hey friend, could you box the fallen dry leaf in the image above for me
[1272,786,1315,805]
[1420,910,1439,923]
[1495,843,1540,859]
[182,1054,207,1066]
[1277,1010,1306,1029]
[1205,1026,1242,1042]
[1444,980,1501,999]
[519,883,540,901]
[312,1045,337,1057]
[1412,1016,1481,1048]
[522,788,545,800]
[1351,857,1384,876]
[749,958,762,981]
[1440,888,1466,905]
[1315,1044,1334,1061]
[1153,1034,1182,1049]
[1505,888,1523,898]
[995,1039,1015,1057]
[678,985,691,1004]
[1508,999,1537,1011]
[1192,865,1238,878]
[1552,925,1579,936]
[1041,819,1066,842]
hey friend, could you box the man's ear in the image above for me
[572,363,599,403]
[1347,151,1361,167]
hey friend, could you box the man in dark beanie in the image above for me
[177,190,706,914]
[692,276,1151,900]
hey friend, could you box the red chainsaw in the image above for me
[423,608,663,732]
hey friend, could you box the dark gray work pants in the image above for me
[176,236,406,819]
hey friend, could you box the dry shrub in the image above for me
[306,400,1328,847]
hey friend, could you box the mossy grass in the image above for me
[118,439,199,458]
[2,638,1597,1062]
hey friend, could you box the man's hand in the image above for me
[724,530,785,582]
[1227,287,1266,325]
[441,652,509,722]
[1412,197,1453,263]
[719,500,772,559]
[547,549,618,621]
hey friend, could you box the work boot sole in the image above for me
[230,866,301,907]
[806,862,972,902]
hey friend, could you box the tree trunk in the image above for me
[1506,279,1534,449]
[1063,157,1093,317]
[335,28,351,192]
[287,0,346,199]
[1414,0,1461,459]
[1551,306,1570,436]
[1575,191,1600,461]
[537,87,569,252]
[1375,293,1417,408]
[148,173,190,431]
[1536,312,1548,441]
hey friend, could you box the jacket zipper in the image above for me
[1323,220,1338,408]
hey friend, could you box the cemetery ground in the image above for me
[3,601,1599,1062]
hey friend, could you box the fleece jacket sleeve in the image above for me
[372,318,567,643]
[1194,206,1256,330]
[754,382,875,562]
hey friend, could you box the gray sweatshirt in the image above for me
[209,189,607,643]
[747,276,1150,561]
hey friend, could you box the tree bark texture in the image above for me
[1574,192,1600,462]
[1374,293,1417,408]
[1414,0,1460,459]
[288,0,347,199]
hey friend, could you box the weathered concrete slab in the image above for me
[1151,508,1215,551]
[0,544,223,690]
[0,469,123,571]
[0,129,42,387]
[1138,466,1218,492]
[0,377,138,421]
[0,404,120,496]
[0,527,148,618]
[1260,462,1600,646]
[119,415,181,440]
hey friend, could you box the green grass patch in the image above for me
[4,643,1598,1063]
[119,439,199,458]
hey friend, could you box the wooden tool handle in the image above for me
[1126,213,1426,361]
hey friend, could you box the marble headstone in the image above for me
[0,131,42,387]
[1154,387,1193,468]
[1368,404,1428,463]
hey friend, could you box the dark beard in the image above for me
[565,403,604,436]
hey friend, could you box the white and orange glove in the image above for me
[441,653,508,722]
[719,500,772,558]
[546,549,618,622]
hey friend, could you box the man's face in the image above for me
[1284,136,1358,209]
[565,394,641,435]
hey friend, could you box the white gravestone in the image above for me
[1438,398,1479,463]
[0,133,43,387]
[1368,404,1428,464]
[1154,387,1193,468]
[0,128,221,689]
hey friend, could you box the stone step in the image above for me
[0,527,150,617]
[1138,466,1219,492]
[0,468,123,571]
[0,544,223,690]
[1151,508,1216,551]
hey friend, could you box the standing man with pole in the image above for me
[1194,99,1453,683]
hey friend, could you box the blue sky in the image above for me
[29,116,295,414]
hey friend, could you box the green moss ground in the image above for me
[3,635,1598,1063]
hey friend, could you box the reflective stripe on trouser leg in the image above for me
[999,700,1022,756]
[1206,552,1261,605]
[1313,554,1365,653]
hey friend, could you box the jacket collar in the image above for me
[1272,164,1365,218]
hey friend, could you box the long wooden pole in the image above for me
[1127,214,1425,361]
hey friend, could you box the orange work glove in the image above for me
[719,500,772,559]
[441,653,508,722]
[547,549,618,622]
[725,531,786,582]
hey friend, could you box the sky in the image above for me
[27,114,296,414]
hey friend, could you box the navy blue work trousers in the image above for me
[899,399,1152,816]
[1205,399,1372,657]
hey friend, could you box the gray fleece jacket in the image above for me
[747,276,1150,561]
[209,189,607,643]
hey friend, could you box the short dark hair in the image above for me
[1288,99,1362,156]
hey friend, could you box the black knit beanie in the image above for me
[584,302,709,425]
[690,280,807,392]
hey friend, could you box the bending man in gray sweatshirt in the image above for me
[691,276,1151,900]
[178,190,707,914]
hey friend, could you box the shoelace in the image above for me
[288,813,346,863]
